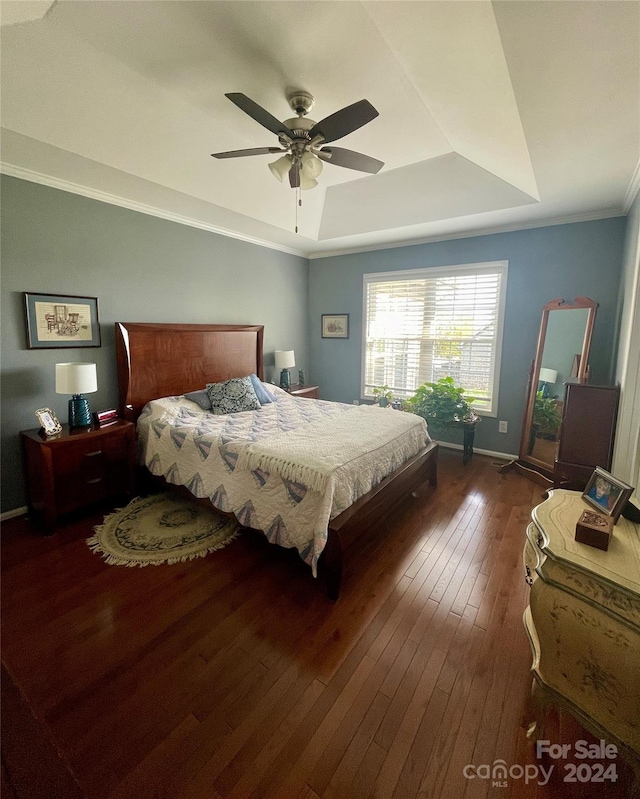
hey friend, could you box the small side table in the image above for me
[20,419,136,534]
[446,414,481,465]
[287,384,320,399]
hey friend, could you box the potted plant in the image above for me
[530,391,562,450]
[404,376,479,432]
[372,385,394,407]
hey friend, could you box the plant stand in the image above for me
[447,414,481,465]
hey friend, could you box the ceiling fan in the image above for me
[211,91,384,190]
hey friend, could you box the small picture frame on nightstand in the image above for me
[35,407,62,436]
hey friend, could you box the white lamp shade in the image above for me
[300,175,319,191]
[275,350,295,370]
[268,155,292,182]
[538,367,558,384]
[56,362,98,395]
[301,152,323,179]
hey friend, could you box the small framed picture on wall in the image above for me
[24,292,101,349]
[321,314,349,339]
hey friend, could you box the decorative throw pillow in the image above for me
[206,377,261,415]
[184,389,212,411]
[249,373,275,405]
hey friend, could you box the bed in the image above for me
[116,322,438,599]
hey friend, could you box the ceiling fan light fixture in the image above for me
[299,175,319,191]
[300,151,323,180]
[268,154,292,182]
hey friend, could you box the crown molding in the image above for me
[624,159,640,212]
[1,162,630,263]
[0,162,308,259]
[308,208,626,260]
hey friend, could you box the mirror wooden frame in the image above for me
[502,297,598,483]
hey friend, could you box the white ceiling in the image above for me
[1,0,638,258]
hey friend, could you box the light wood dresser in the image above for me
[523,489,640,767]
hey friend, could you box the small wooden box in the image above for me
[575,509,614,551]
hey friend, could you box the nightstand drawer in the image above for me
[54,441,108,513]
[21,420,136,532]
[54,431,132,513]
[287,384,319,399]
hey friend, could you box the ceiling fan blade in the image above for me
[289,162,301,189]
[309,99,379,144]
[211,147,285,159]
[225,93,295,138]
[317,147,384,174]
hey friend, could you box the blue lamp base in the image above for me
[279,369,291,390]
[68,394,92,428]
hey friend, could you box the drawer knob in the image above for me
[85,450,103,457]
[86,477,103,485]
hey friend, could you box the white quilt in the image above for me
[137,389,430,576]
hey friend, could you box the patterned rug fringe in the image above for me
[87,493,240,567]
[86,527,240,568]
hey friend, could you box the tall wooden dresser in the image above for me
[523,490,640,766]
[554,383,620,488]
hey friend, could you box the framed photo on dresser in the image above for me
[582,466,633,523]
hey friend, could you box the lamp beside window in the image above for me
[275,350,295,390]
[56,362,98,428]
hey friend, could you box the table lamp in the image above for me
[275,350,295,390]
[56,362,98,427]
[538,367,558,398]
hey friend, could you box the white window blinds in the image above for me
[362,262,508,416]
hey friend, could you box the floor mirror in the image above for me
[502,297,598,483]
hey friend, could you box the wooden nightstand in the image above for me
[287,384,320,399]
[20,419,136,534]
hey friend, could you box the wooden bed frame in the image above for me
[115,322,438,599]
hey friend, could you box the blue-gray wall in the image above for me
[1,173,629,513]
[309,218,627,455]
[1,175,309,513]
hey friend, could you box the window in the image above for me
[362,261,508,416]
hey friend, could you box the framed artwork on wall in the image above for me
[321,314,349,339]
[24,293,101,349]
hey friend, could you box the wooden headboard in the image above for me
[115,322,264,421]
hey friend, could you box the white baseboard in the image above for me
[436,442,517,461]
[1,505,28,522]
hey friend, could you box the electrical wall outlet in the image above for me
[499,420,508,433]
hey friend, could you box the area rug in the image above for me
[87,493,240,567]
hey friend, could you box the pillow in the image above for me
[206,376,261,415]
[184,389,212,411]
[249,373,275,405]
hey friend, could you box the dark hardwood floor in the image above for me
[2,450,634,798]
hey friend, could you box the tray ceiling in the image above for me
[1,0,638,257]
